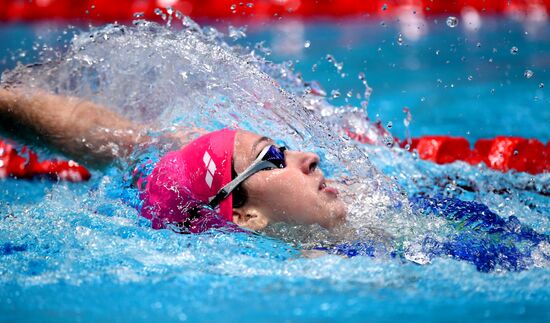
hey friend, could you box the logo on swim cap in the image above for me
[202,151,217,188]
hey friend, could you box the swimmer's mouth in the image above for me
[319,178,339,196]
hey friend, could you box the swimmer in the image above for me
[1,86,548,271]
[0,86,346,233]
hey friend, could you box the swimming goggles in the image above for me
[209,145,286,208]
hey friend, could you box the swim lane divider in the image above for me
[0,0,549,22]
[349,131,550,175]
[0,139,91,181]
[1,133,548,182]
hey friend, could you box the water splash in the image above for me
[1,19,411,249]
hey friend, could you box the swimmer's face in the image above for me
[231,130,347,231]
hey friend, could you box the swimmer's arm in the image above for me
[0,87,147,165]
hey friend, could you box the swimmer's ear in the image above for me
[232,208,269,231]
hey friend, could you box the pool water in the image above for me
[1,15,549,322]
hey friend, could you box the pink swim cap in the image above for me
[140,129,237,233]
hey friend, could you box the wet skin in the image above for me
[231,130,347,231]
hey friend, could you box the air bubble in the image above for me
[510,46,519,55]
[230,4,237,10]
[446,16,458,28]
[539,83,544,88]
[331,90,341,98]
[524,70,534,79]
[386,121,393,129]
[304,40,311,48]
[133,12,144,18]
[382,3,388,11]
[467,75,473,81]
[246,3,254,8]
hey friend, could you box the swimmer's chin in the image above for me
[322,204,348,230]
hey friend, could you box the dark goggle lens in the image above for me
[262,146,286,168]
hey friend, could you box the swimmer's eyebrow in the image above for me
[251,136,272,158]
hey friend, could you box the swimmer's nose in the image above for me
[295,151,320,175]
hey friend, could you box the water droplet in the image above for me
[403,107,412,127]
[304,40,311,48]
[228,26,246,40]
[539,83,544,88]
[467,75,473,81]
[331,90,341,98]
[386,121,393,129]
[524,69,534,79]
[397,34,403,46]
[510,46,519,55]
[382,3,388,11]
[446,16,458,28]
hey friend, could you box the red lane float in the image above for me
[0,0,549,22]
[0,139,90,182]
[401,135,549,175]
[406,136,471,165]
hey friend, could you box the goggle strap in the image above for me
[209,160,277,208]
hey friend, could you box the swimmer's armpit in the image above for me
[0,86,149,166]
